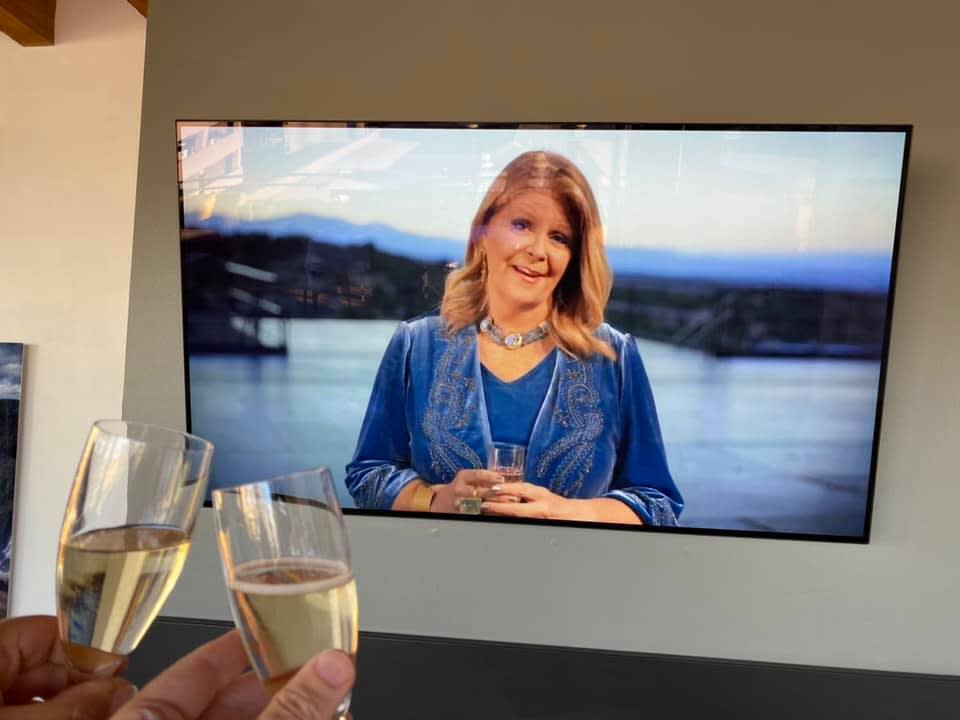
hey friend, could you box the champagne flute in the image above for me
[212,467,357,716]
[56,419,214,673]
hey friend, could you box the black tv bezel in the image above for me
[175,120,912,545]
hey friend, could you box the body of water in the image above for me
[189,319,882,536]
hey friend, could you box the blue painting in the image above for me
[0,343,24,618]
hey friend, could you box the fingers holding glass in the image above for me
[0,615,128,707]
[258,650,355,720]
[449,469,502,514]
[482,483,572,520]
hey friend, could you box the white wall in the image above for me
[124,0,960,675]
[0,0,145,616]
[11,0,957,682]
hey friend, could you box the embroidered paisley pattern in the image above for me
[643,494,679,526]
[537,358,604,496]
[421,328,484,482]
[607,489,680,527]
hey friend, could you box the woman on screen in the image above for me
[345,151,683,525]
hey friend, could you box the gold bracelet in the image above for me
[410,482,436,512]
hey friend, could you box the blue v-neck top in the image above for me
[481,349,557,446]
[345,315,683,525]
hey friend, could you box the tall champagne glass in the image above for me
[56,420,214,673]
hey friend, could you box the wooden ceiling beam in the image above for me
[127,0,147,18]
[0,0,56,46]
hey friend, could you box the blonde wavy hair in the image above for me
[441,150,615,360]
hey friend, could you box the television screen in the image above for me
[177,121,909,540]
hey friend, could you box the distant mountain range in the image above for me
[183,212,894,293]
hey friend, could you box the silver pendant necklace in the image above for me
[479,316,549,350]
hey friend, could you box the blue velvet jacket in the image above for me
[345,316,683,525]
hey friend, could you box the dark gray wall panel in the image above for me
[128,617,960,719]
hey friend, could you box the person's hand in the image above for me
[0,615,133,720]
[430,469,504,513]
[481,482,575,520]
[111,629,355,720]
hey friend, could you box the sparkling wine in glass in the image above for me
[56,420,214,673]
[213,468,356,716]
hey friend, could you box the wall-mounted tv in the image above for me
[177,121,910,541]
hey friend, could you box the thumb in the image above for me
[9,677,136,720]
[259,651,354,720]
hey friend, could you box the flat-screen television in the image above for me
[177,121,910,541]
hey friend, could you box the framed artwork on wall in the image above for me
[0,343,24,618]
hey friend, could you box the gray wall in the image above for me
[125,0,960,673]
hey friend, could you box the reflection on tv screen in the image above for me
[177,122,909,540]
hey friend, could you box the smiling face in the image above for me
[480,190,576,323]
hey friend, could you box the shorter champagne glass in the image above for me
[212,467,357,716]
[56,420,214,673]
